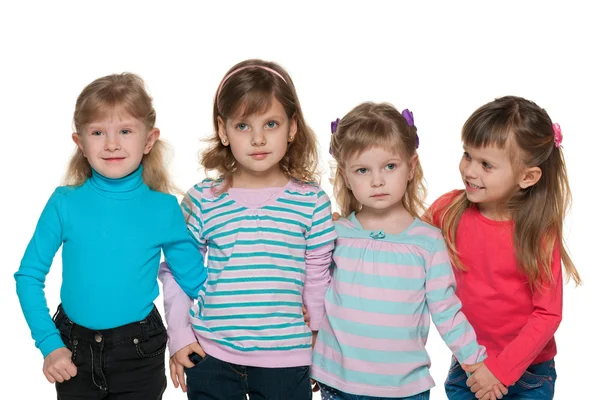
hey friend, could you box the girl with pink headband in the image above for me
[159,59,336,400]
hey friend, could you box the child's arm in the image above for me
[303,190,337,331]
[14,189,66,357]
[162,194,208,299]
[425,232,487,364]
[482,242,563,386]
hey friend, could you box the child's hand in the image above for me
[169,342,205,392]
[302,305,310,326]
[43,347,77,383]
[462,362,509,399]
[332,212,341,221]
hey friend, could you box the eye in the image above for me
[384,163,396,171]
[91,130,103,136]
[482,161,493,170]
[266,121,279,129]
[235,123,249,131]
[356,168,368,174]
[463,152,471,161]
[120,129,131,135]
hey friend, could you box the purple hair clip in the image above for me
[401,108,419,149]
[329,118,340,155]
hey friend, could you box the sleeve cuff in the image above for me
[167,326,198,357]
[484,356,511,386]
[39,333,66,358]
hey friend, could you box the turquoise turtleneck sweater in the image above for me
[15,165,207,357]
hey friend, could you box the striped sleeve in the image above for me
[303,189,336,331]
[424,232,487,364]
[181,184,207,250]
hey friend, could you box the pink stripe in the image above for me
[213,232,306,244]
[194,305,300,318]
[211,256,305,268]
[332,280,425,303]
[310,365,434,397]
[325,300,426,328]
[430,250,451,266]
[319,320,423,352]
[425,275,455,292]
[203,317,307,329]
[334,255,425,279]
[207,268,304,281]
[203,293,301,304]
[203,281,302,292]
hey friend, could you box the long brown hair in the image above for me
[202,59,319,191]
[65,73,175,194]
[330,102,426,218]
[437,96,581,289]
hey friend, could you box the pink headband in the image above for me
[216,65,287,113]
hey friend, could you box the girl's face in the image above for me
[343,146,416,213]
[72,107,159,179]
[218,97,297,185]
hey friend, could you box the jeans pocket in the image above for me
[445,358,467,385]
[515,367,553,390]
[135,330,168,358]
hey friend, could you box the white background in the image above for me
[1,1,598,399]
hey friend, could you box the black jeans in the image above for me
[184,353,312,400]
[53,304,167,400]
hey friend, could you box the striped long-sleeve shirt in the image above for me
[160,178,336,367]
[311,213,486,397]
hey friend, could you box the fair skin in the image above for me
[168,97,299,392]
[217,97,297,189]
[42,108,159,385]
[342,146,417,233]
[460,143,541,399]
[72,108,160,180]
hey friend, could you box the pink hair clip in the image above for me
[552,123,563,148]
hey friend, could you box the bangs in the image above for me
[76,94,151,130]
[231,90,275,120]
[342,120,407,160]
[462,107,515,149]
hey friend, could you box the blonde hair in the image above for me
[434,96,581,290]
[65,73,175,194]
[202,59,319,191]
[330,102,426,218]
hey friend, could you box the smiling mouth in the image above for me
[466,182,483,189]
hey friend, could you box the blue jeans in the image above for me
[445,357,556,399]
[319,383,430,400]
[184,353,311,400]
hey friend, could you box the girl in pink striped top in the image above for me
[311,102,503,400]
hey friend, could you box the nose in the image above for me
[105,132,121,151]
[370,171,385,187]
[251,128,266,146]
[462,160,477,179]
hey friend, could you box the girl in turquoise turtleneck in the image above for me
[15,73,206,400]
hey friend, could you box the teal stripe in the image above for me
[224,332,311,341]
[181,201,202,228]
[336,245,424,267]
[192,321,305,332]
[201,312,303,321]
[204,215,306,236]
[452,338,482,362]
[263,205,312,220]
[200,193,227,203]
[187,193,203,211]
[313,214,333,226]
[430,302,462,325]
[277,198,314,208]
[308,226,335,241]
[212,339,310,352]
[426,263,453,279]
[209,252,304,263]
[285,189,316,197]
[312,351,429,386]
[334,267,425,291]
[326,290,426,315]
[212,239,306,250]
[207,264,305,275]
[186,227,201,245]
[425,286,454,302]
[205,289,301,297]
[439,320,470,344]
[202,199,235,213]
[203,301,302,309]
[204,205,246,224]
[210,227,304,240]
[325,314,428,340]
[207,277,304,286]
[317,329,430,364]
[306,238,335,251]
[314,199,330,214]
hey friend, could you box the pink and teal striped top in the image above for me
[311,213,486,397]
[160,178,336,367]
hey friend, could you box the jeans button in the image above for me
[133,338,139,344]
[73,339,78,345]
[94,333,102,343]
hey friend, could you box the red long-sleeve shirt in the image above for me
[428,190,562,386]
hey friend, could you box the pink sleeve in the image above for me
[303,190,336,331]
[484,243,563,386]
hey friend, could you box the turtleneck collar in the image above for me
[87,165,147,199]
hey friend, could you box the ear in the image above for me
[408,154,419,181]
[72,132,86,157]
[519,166,542,189]
[288,114,298,142]
[143,128,160,154]
[217,116,229,146]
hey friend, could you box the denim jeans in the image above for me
[53,304,167,399]
[318,383,430,400]
[445,357,557,399]
[184,352,312,400]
